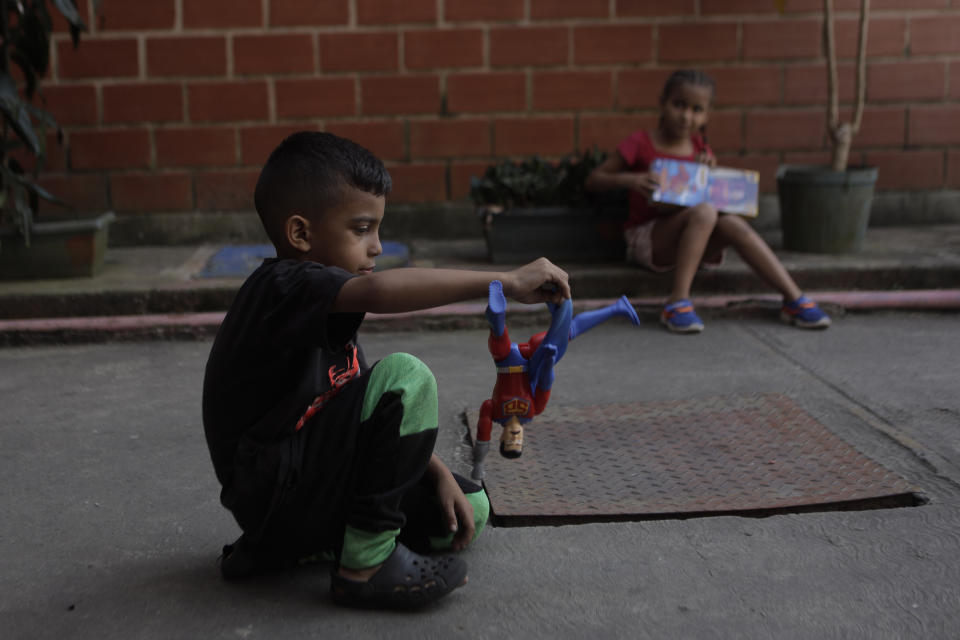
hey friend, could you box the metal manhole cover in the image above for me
[465,393,921,525]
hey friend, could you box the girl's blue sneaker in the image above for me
[661,299,704,333]
[781,295,831,329]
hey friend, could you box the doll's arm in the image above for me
[472,400,493,480]
[517,331,546,359]
[534,387,551,415]
[475,399,493,443]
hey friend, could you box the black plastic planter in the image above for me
[777,165,878,254]
[0,211,116,279]
[480,206,626,263]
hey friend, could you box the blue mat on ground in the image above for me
[195,244,275,278]
[195,242,410,278]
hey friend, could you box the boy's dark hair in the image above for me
[659,69,716,104]
[254,131,392,247]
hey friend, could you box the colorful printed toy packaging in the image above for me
[650,158,760,217]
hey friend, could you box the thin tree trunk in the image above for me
[826,0,871,171]
[824,0,839,138]
[851,0,870,136]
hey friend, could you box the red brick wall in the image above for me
[36,0,960,216]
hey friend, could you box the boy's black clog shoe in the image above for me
[330,542,467,609]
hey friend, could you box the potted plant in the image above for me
[776,0,878,254]
[470,148,627,263]
[0,0,114,279]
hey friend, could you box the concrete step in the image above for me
[0,226,958,321]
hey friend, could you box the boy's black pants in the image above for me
[223,352,481,565]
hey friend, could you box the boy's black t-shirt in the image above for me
[202,258,366,488]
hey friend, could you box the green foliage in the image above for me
[469,147,608,209]
[0,0,93,248]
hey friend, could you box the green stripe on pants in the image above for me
[361,352,438,436]
[342,353,439,568]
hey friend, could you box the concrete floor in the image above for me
[2,311,959,638]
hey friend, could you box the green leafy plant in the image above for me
[470,147,609,210]
[0,0,93,249]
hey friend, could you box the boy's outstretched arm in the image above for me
[332,257,570,314]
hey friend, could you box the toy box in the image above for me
[650,158,760,217]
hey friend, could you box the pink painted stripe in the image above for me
[655,289,960,310]
[809,290,960,309]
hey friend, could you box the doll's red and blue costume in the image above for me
[471,280,640,480]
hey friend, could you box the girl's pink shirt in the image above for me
[617,130,712,228]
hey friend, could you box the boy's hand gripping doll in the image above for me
[471,281,640,481]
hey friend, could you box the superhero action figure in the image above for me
[471,280,640,481]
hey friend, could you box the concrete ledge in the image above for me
[109,212,269,247]
[102,191,960,246]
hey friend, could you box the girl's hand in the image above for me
[586,152,659,197]
[629,171,660,197]
[503,257,571,304]
[698,151,718,168]
[429,456,476,551]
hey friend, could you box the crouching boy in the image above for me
[202,132,570,609]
